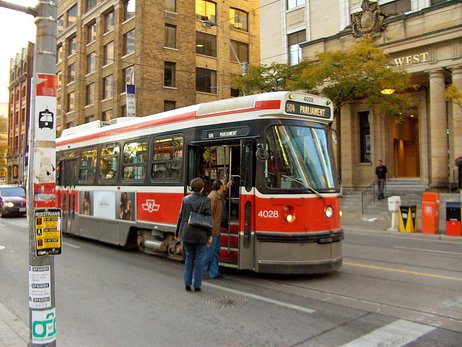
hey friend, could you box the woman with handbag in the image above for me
[175,177,212,292]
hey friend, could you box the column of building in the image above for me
[450,66,462,185]
[428,69,448,188]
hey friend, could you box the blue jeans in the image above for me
[183,242,207,289]
[205,234,221,278]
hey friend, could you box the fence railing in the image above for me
[361,180,377,215]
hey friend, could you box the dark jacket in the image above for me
[375,165,388,179]
[175,192,211,244]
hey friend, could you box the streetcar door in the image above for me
[58,159,78,234]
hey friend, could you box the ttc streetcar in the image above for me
[56,91,343,274]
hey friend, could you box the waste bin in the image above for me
[446,202,461,237]
[421,192,440,234]
[399,205,417,233]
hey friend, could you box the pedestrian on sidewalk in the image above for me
[375,159,388,200]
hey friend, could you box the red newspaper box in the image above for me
[421,192,440,234]
[446,202,461,237]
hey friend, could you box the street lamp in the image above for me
[202,19,248,76]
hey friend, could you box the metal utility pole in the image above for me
[0,1,59,346]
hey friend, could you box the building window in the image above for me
[86,83,95,105]
[196,68,217,94]
[57,45,63,63]
[165,0,176,12]
[230,40,249,63]
[102,110,113,121]
[124,0,136,21]
[164,62,176,87]
[67,4,78,26]
[67,63,75,83]
[104,10,115,33]
[230,8,248,31]
[195,0,216,22]
[104,42,114,65]
[122,66,135,92]
[68,36,77,56]
[287,0,304,10]
[57,15,64,34]
[196,32,216,57]
[86,21,97,44]
[57,72,62,89]
[380,0,411,16]
[87,53,96,74]
[86,0,97,13]
[164,100,176,111]
[359,111,371,163]
[67,91,75,112]
[288,30,305,65]
[123,30,135,55]
[103,75,114,99]
[165,24,176,48]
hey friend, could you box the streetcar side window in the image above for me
[122,139,148,181]
[79,148,97,184]
[152,136,183,181]
[99,143,120,181]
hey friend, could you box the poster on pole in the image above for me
[34,209,62,256]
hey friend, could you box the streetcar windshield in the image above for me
[263,125,337,191]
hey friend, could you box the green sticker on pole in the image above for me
[34,209,62,256]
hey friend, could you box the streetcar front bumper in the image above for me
[253,230,344,274]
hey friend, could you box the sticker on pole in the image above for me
[35,73,57,142]
[29,266,51,309]
[32,308,56,344]
[35,209,62,256]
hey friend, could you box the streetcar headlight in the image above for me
[284,206,296,223]
[4,202,14,208]
[325,206,333,218]
[339,209,343,217]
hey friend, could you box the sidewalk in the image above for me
[342,214,462,243]
[0,301,28,347]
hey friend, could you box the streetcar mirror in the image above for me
[256,143,269,161]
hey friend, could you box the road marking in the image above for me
[0,245,5,250]
[344,261,462,282]
[394,246,462,257]
[62,242,80,249]
[340,319,435,347]
[204,282,316,314]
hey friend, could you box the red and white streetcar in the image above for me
[56,91,343,274]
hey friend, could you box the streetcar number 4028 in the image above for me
[258,210,279,218]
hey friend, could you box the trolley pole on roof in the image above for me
[0,1,59,345]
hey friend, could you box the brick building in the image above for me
[56,0,260,133]
[6,42,34,185]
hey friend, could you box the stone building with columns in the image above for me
[261,0,462,190]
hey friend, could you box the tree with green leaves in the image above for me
[289,38,414,119]
[232,62,298,96]
[234,39,415,120]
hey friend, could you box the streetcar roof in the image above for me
[56,91,333,149]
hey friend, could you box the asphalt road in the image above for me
[1,216,461,346]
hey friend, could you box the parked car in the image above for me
[0,185,27,217]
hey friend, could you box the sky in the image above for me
[0,1,37,103]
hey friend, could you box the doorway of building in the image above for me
[392,116,420,177]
